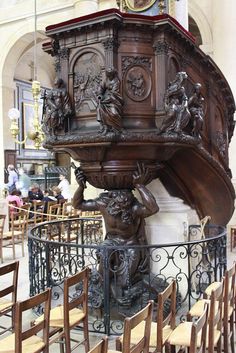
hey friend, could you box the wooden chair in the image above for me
[0,288,51,353]
[188,263,235,353]
[222,263,235,353]
[115,300,153,353]
[88,337,108,353]
[33,200,45,225]
[188,280,224,353]
[0,261,19,334]
[116,280,176,353]
[48,203,62,221]
[35,267,90,353]
[1,208,26,261]
[62,202,80,218]
[165,303,209,353]
[0,215,6,263]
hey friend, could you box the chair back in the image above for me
[88,337,108,353]
[190,303,208,353]
[224,263,236,317]
[63,267,90,328]
[122,300,153,353]
[157,280,176,351]
[33,200,45,225]
[0,215,6,235]
[62,202,75,217]
[9,208,27,234]
[0,260,19,306]
[48,203,62,221]
[15,288,51,353]
[208,280,224,352]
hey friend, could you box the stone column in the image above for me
[169,0,188,30]
[74,0,99,16]
[212,0,236,179]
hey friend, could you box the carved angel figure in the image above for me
[96,67,123,134]
[188,83,205,138]
[160,72,191,134]
[42,78,72,136]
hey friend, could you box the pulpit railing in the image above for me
[28,218,226,335]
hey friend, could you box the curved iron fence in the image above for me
[28,218,227,335]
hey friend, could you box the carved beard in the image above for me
[106,200,133,224]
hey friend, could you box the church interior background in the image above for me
[0,0,236,241]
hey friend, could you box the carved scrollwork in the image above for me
[153,39,169,55]
[59,47,70,60]
[122,56,152,74]
[102,37,120,51]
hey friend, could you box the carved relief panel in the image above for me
[73,52,104,116]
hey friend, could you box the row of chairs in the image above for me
[2,259,235,353]
[90,263,236,353]
[0,202,102,263]
[0,261,89,353]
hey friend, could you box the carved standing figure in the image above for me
[42,78,72,136]
[188,83,204,138]
[72,163,159,305]
[161,72,191,134]
[96,67,123,134]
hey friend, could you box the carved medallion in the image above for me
[124,0,157,12]
[124,65,151,102]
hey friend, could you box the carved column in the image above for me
[153,38,169,110]
[59,48,70,87]
[102,37,119,69]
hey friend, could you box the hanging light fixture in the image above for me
[8,0,44,149]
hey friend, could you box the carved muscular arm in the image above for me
[72,168,99,211]
[133,163,159,217]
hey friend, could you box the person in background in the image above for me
[6,189,23,214]
[28,183,44,202]
[58,173,71,200]
[16,168,31,197]
[6,164,18,193]
[42,189,57,214]
[52,186,65,203]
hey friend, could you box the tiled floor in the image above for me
[0,237,235,352]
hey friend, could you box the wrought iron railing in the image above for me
[28,218,226,335]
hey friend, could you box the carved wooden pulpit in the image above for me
[43,9,235,227]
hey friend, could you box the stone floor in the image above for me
[0,236,235,352]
